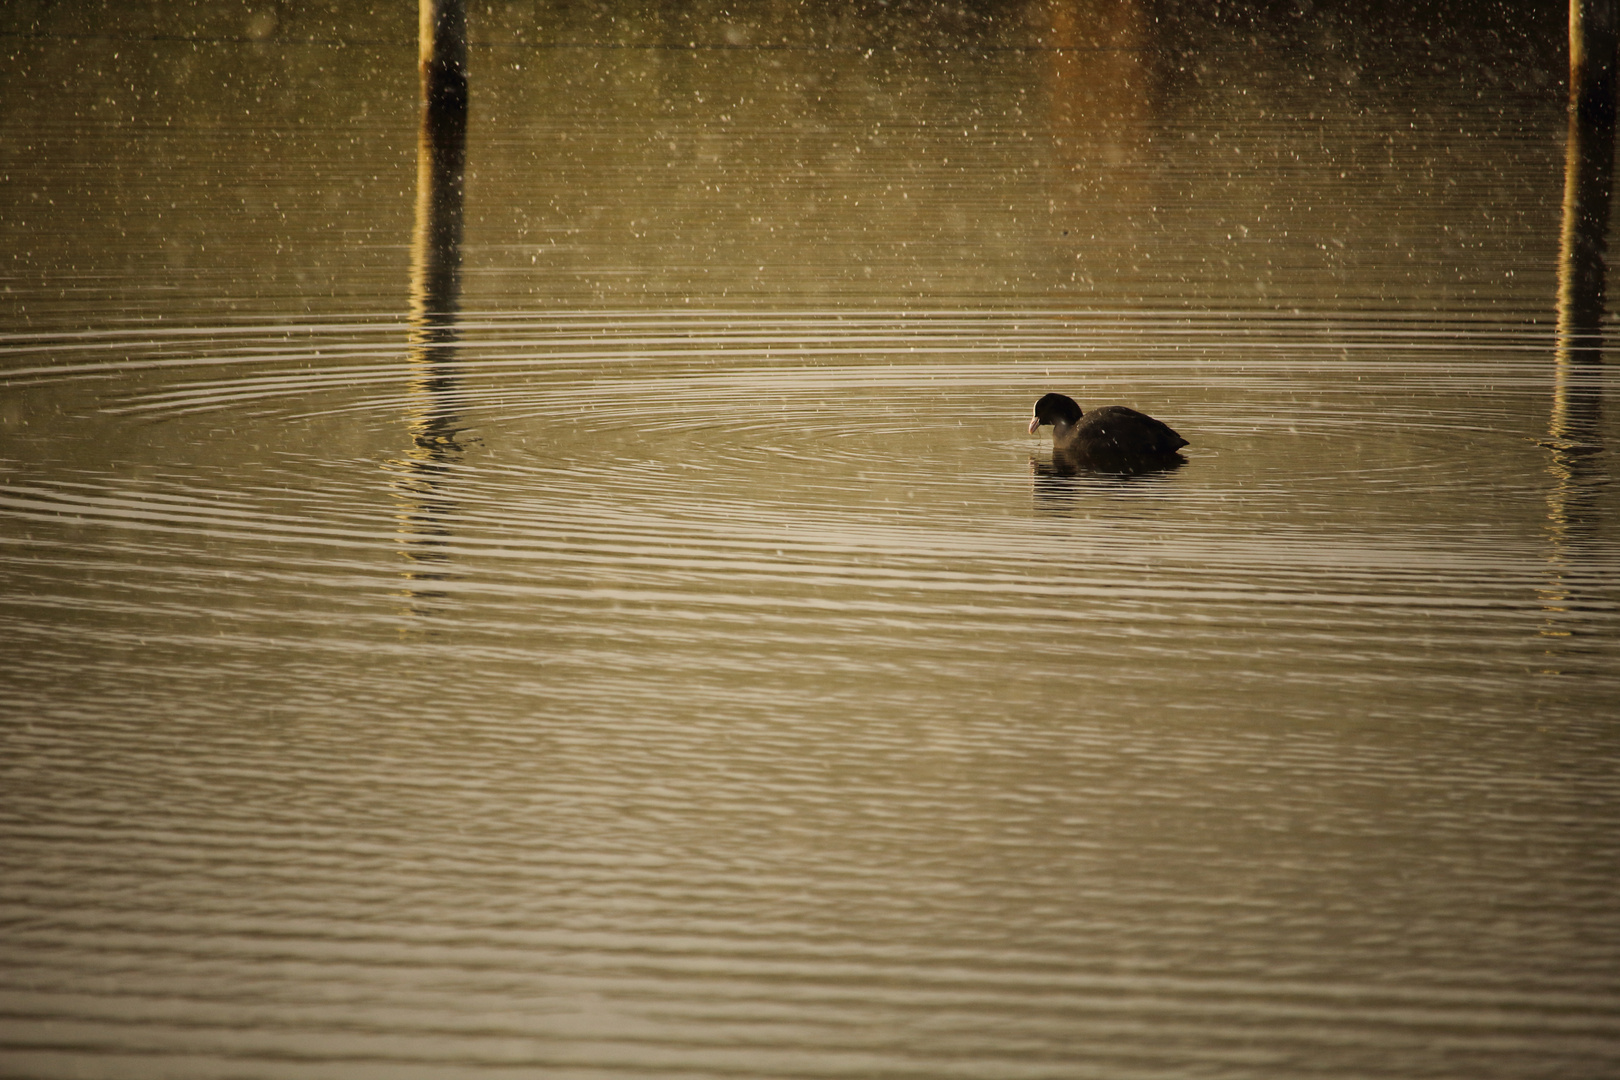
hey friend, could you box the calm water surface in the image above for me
[3,3,1619,1077]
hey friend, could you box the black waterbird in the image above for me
[1028,392,1188,471]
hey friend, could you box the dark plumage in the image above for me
[1028,392,1188,467]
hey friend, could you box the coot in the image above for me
[1028,392,1188,466]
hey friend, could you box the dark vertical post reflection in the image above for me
[397,0,470,613]
[1543,0,1614,652]
[1556,0,1616,392]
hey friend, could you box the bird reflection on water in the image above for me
[1029,448,1187,508]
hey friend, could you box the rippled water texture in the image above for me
[3,2,1619,1077]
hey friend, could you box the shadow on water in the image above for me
[1542,0,1614,659]
[393,0,470,617]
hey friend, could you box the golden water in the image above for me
[2,3,1617,1077]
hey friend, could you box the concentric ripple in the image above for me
[3,308,1619,1079]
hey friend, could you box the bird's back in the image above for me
[1064,405,1188,456]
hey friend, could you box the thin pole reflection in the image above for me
[395,0,470,615]
[1543,0,1614,654]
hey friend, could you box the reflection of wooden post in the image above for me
[1571,0,1618,126]
[412,0,468,326]
[1553,0,1614,451]
[396,0,471,613]
[408,0,468,446]
[1543,0,1614,649]
[420,0,469,109]
[1557,0,1618,361]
